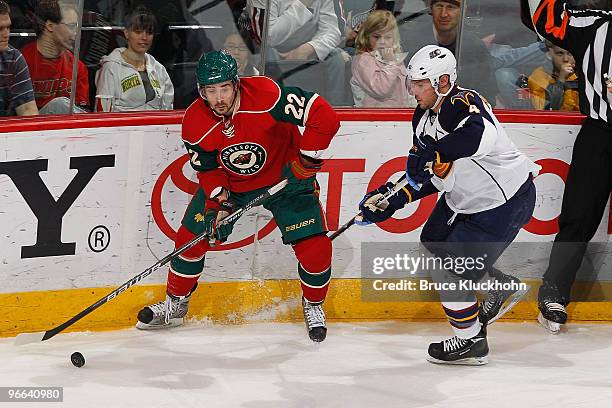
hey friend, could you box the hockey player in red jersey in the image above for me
[136,50,340,342]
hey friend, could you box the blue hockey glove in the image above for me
[357,182,411,225]
[407,135,437,186]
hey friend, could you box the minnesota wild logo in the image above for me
[220,143,267,175]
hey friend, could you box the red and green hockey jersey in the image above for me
[181,76,340,196]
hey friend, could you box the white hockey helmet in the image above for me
[407,45,457,94]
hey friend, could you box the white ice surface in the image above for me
[1,321,612,408]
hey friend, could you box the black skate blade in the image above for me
[488,284,531,324]
[426,355,489,366]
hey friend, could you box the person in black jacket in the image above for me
[522,0,612,333]
[399,0,499,105]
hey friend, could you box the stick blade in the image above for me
[14,332,46,346]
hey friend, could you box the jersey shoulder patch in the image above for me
[238,76,282,113]
[449,90,479,109]
[438,87,491,132]
[448,88,491,115]
[182,98,223,146]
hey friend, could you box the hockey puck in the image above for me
[70,352,85,368]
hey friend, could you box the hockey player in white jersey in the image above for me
[358,45,540,365]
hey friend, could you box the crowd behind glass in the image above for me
[0,0,586,117]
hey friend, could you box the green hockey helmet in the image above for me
[196,50,239,87]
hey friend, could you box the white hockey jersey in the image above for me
[412,86,540,214]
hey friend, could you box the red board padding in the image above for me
[0,109,585,134]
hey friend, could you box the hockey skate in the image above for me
[136,284,197,330]
[537,283,567,334]
[479,270,530,325]
[427,325,489,366]
[302,297,327,342]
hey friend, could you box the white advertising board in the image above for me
[0,121,609,293]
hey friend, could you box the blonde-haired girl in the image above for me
[350,10,415,107]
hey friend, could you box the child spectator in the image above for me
[528,41,579,111]
[95,6,173,112]
[350,10,415,107]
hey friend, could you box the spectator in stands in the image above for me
[95,6,173,112]
[247,0,348,105]
[223,31,259,76]
[350,10,416,107]
[528,41,579,111]
[491,40,548,110]
[0,1,38,116]
[399,0,498,105]
[21,0,89,114]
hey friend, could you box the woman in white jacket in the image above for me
[95,6,174,111]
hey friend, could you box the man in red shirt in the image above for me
[21,0,88,113]
[136,50,340,342]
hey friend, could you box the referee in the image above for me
[522,0,612,333]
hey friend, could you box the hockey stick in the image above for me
[329,175,408,241]
[14,179,289,345]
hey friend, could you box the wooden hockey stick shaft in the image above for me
[14,179,289,345]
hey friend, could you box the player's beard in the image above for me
[212,91,238,117]
[212,103,229,115]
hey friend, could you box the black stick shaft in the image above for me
[38,179,288,341]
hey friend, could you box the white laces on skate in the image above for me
[482,294,500,315]
[146,300,170,324]
[146,297,179,325]
[164,297,173,324]
[482,287,508,312]
[481,274,520,314]
[443,336,468,352]
[544,302,566,313]
[304,301,326,329]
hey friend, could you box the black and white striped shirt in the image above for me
[531,0,612,123]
